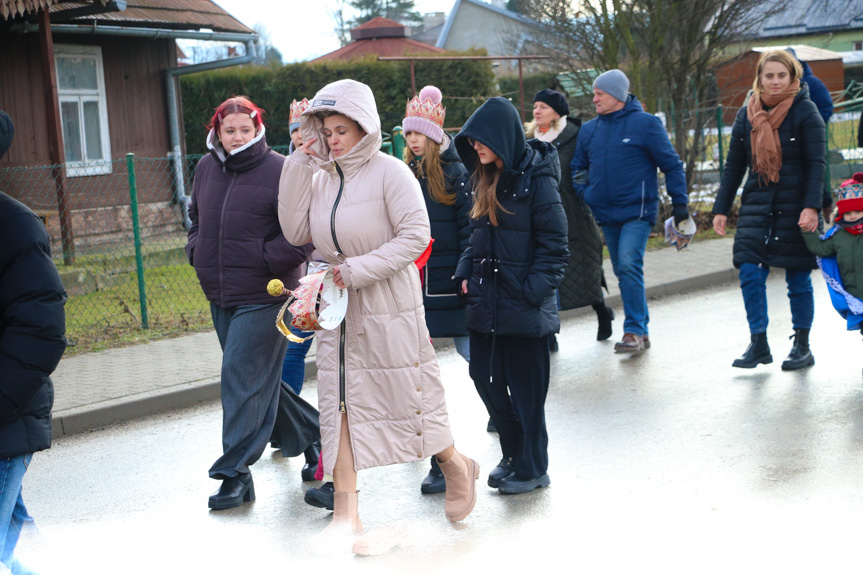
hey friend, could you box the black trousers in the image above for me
[469,332,551,480]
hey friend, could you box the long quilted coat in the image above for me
[278,80,453,474]
[712,84,826,270]
[546,118,606,310]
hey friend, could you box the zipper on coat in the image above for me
[331,161,348,413]
[331,162,346,256]
[217,171,238,305]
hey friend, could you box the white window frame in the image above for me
[54,44,112,177]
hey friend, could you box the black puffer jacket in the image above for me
[0,192,67,458]
[186,127,312,307]
[713,84,826,270]
[550,117,606,310]
[408,136,471,337]
[454,97,569,338]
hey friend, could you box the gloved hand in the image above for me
[672,204,689,227]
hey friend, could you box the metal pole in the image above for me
[518,58,525,122]
[126,153,149,329]
[716,105,724,181]
[410,60,416,97]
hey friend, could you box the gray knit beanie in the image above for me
[593,69,630,103]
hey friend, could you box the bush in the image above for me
[180,49,498,155]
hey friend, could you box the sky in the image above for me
[210,0,459,63]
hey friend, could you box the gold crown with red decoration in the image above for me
[290,98,310,125]
[404,94,446,128]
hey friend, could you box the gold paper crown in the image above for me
[405,95,446,128]
[290,98,310,124]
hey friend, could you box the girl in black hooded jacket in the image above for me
[454,97,569,495]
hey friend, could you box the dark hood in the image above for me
[206,124,271,173]
[455,97,529,176]
[0,111,13,160]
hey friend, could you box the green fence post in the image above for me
[716,105,724,182]
[125,153,149,329]
[392,126,405,161]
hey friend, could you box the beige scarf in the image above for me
[747,79,800,185]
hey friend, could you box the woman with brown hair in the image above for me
[712,49,826,371]
[402,85,473,495]
[454,97,569,494]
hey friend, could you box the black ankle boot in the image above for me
[594,303,615,341]
[781,328,815,371]
[208,472,254,510]
[420,456,446,494]
[301,440,320,482]
[732,332,772,368]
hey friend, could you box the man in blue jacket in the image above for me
[0,110,67,572]
[571,69,689,353]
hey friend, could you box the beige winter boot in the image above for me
[436,449,479,522]
[309,490,363,545]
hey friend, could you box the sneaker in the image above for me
[487,456,514,488]
[304,482,334,510]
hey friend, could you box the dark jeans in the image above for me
[209,303,288,479]
[738,263,814,333]
[602,220,652,336]
[469,332,550,480]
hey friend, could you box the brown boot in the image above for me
[436,449,479,522]
[614,332,644,353]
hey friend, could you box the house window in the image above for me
[855,41,863,51]
[55,44,111,176]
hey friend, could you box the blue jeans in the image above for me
[0,454,32,573]
[602,220,652,336]
[453,336,470,362]
[738,263,814,333]
[281,326,314,395]
[209,303,288,479]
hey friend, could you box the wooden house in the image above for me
[0,0,256,262]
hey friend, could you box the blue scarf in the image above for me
[816,226,863,330]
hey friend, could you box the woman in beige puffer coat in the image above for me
[278,79,478,548]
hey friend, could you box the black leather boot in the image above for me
[594,303,615,341]
[732,332,772,368]
[208,472,254,510]
[420,456,446,494]
[301,440,320,482]
[781,328,815,371]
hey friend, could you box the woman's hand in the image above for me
[713,214,727,236]
[461,279,468,295]
[798,208,818,233]
[333,266,346,289]
[298,137,318,158]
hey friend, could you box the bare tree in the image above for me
[521,0,792,192]
[330,0,351,48]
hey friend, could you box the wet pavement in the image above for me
[17,273,863,574]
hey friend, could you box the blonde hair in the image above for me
[468,161,511,226]
[403,137,454,206]
[524,116,562,138]
[752,50,803,96]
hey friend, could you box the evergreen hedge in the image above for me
[180,50,498,155]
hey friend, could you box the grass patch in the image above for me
[64,263,211,356]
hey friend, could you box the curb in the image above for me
[52,266,738,438]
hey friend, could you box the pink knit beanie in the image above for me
[403,85,446,144]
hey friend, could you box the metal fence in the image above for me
[1,113,860,354]
[0,135,406,356]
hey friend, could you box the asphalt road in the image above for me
[17,275,863,574]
